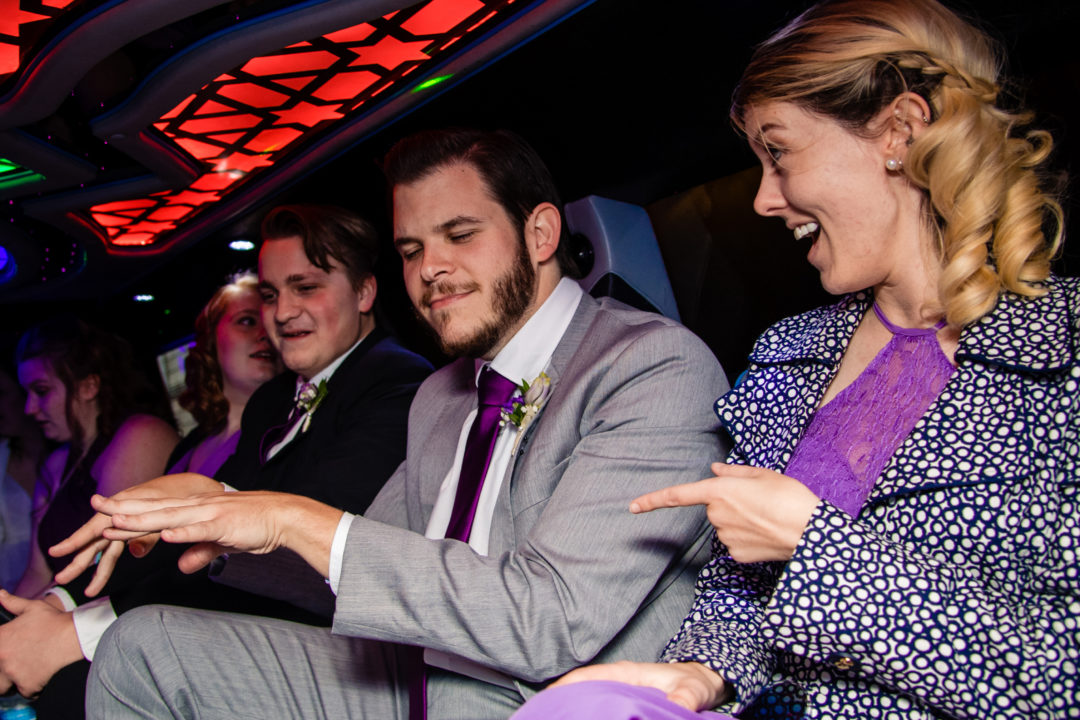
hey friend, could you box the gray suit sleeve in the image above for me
[332,324,728,682]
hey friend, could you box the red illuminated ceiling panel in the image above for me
[1,0,79,77]
[92,0,519,248]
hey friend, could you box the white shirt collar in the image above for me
[294,328,371,399]
[475,277,583,389]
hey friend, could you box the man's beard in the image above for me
[420,238,537,359]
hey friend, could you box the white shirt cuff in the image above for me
[221,482,237,492]
[328,512,355,595]
[71,597,118,661]
[43,586,76,611]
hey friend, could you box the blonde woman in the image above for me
[513,0,1076,717]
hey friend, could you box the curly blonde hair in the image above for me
[178,273,259,433]
[731,0,1063,327]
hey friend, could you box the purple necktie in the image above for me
[409,366,517,720]
[445,366,518,540]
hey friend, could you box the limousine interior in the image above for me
[1,0,1077,383]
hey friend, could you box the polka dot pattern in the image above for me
[662,277,1080,718]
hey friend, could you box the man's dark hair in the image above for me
[382,128,581,278]
[260,204,379,290]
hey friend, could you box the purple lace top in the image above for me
[784,304,955,517]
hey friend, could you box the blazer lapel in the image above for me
[721,294,867,471]
[416,360,477,521]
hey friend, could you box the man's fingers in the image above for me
[105,499,212,536]
[630,481,717,513]
[128,534,160,558]
[84,541,126,597]
[52,537,108,584]
[0,591,29,616]
[48,513,112,557]
[95,495,197,518]
[177,542,226,574]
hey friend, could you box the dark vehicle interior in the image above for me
[2,0,1077,385]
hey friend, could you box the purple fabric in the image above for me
[784,304,954,516]
[444,365,518,541]
[168,429,241,476]
[510,681,736,720]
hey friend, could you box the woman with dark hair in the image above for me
[11,316,178,598]
[513,0,1076,717]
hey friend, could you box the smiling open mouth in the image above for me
[793,221,819,241]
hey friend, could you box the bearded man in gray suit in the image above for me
[81,128,728,719]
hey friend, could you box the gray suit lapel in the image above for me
[417,361,477,524]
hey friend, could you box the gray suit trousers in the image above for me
[89,605,417,719]
[89,606,528,719]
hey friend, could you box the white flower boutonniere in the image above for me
[500,372,551,454]
[297,379,329,433]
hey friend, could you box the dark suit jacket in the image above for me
[218,327,432,511]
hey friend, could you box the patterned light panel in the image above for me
[0,0,79,77]
[90,0,518,248]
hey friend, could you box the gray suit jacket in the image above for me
[333,294,729,711]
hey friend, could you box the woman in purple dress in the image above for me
[513,0,1077,717]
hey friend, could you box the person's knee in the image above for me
[92,605,168,683]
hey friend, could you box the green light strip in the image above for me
[0,158,45,190]
[411,73,454,93]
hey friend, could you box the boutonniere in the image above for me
[500,372,551,453]
[297,379,329,433]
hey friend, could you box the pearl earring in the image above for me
[885,157,903,172]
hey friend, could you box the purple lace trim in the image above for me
[784,304,954,516]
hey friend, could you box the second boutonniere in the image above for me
[297,378,329,433]
[500,372,551,440]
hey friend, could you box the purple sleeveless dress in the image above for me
[510,305,955,720]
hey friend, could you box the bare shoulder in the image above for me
[105,414,179,456]
[95,414,179,494]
